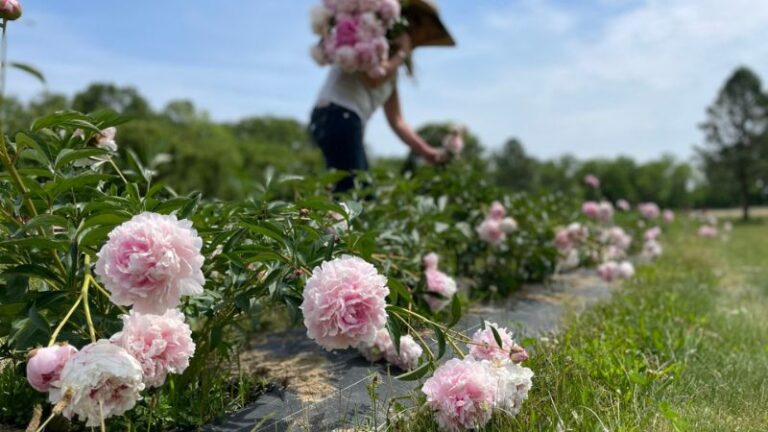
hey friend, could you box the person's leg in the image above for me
[309,104,365,193]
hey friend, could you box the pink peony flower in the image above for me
[597,201,614,223]
[424,271,457,312]
[602,227,632,250]
[301,256,389,350]
[95,212,205,314]
[597,261,620,282]
[110,309,195,388]
[468,322,523,364]
[616,199,631,211]
[583,174,600,189]
[476,218,506,245]
[355,41,379,70]
[554,228,573,251]
[500,217,518,234]
[48,340,144,427]
[644,226,662,242]
[358,327,393,362]
[662,209,675,223]
[638,202,660,219]
[601,245,625,261]
[385,334,423,371]
[642,240,663,259]
[488,201,506,220]
[598,260,634,281]
[422,358,496,431]
[358,11,386,38]
[0,0,21,21]
[26,344,78,392]
[358,329,422,370]
[334,16,360,46]
[582,201,600,219]
[95,127,118,152]
[698,225,718,238]
[423,252,440,270]
[378,0,401,23]
[334,45,358,71]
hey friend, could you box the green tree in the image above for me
[492,138,537,192]
[698,67,768,220]
[73,82,151,117]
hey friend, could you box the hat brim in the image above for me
[406,1,456,48]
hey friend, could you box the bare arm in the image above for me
[384,87,443,164]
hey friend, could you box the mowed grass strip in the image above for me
[406,223,768,431]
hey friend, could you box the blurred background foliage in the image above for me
[3,66,768,209]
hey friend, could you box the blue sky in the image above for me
[7,0,768,161]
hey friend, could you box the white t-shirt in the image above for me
[316,66,395,123]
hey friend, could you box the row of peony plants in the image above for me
[0,109,671,431]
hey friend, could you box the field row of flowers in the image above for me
[0,110,678,431]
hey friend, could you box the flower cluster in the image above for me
[476,201,518,245]
[698,225,718,238]
[467,322,528,364]
[640,225,664,260]
[598,226,632,261]
[26,212,202,426]
[423,252,457,313]
[638,202,660,219]
[310,0,402,77]
[358,328,423,370]
[582,200,614,223]
[596,260,635,282]
[554,222,589,270]
[423,322,533,431]
[616,199,631,211]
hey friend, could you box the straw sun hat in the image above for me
[403,0,456,47]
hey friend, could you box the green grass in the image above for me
[403,222,768,431]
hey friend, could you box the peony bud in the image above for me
[0,0,22,21]
[26,344,78,392]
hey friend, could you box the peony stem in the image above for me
[81,255,97,343]
[98,401,106,432]
[47,292,83,347]
[33,412,56,432]
[88,275,128,314]
[107,157,129,186]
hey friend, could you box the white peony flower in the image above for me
[49,340,144,427]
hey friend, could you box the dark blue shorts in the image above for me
[309,103,368,192]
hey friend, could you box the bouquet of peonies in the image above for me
[309,0,404,78]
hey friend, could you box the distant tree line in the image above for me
[2,83,324,199]
[4,66,767,214]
